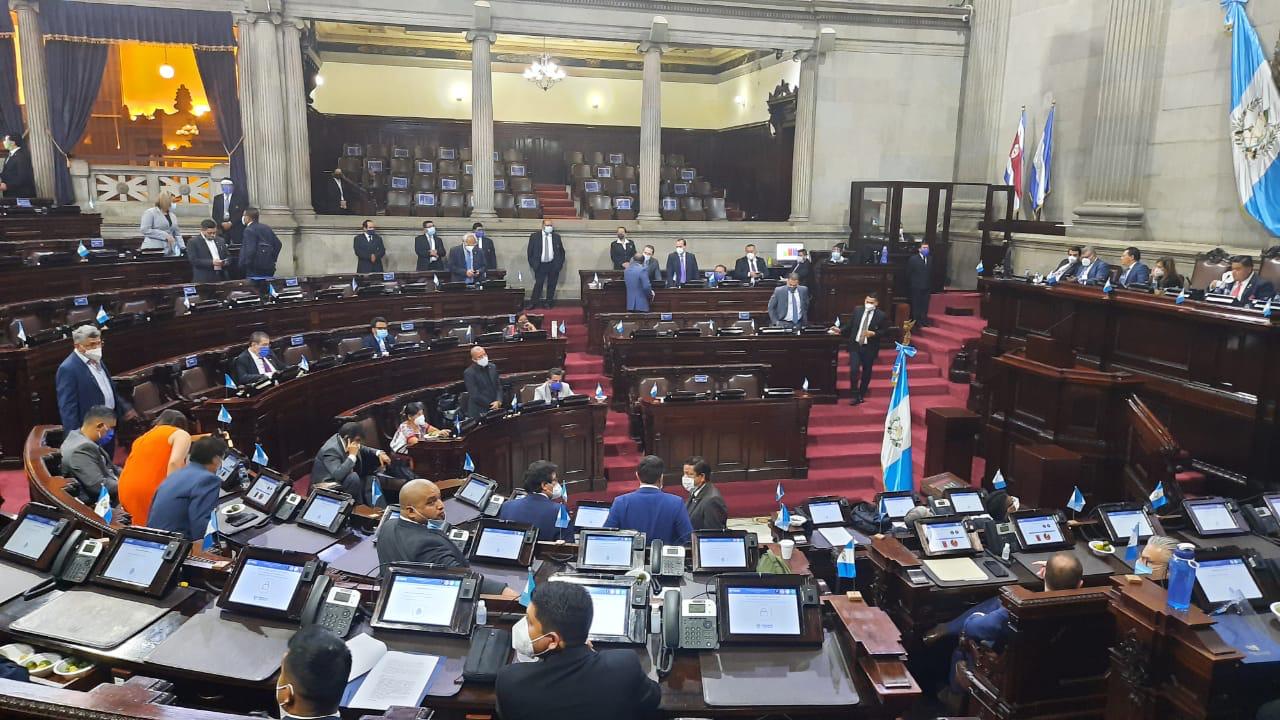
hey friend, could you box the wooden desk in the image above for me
[811,263,896,326]
[579,268,624,313]
[589,310,772,355]
[0,257,192,304]
[0,235,133,257]
[639,396,812,482]
[0,212,102,241]
[583,283,774,339]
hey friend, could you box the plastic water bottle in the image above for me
[475,599,488,626]
[1166,543,1196,612]
[880,245,889,264]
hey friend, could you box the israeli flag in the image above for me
[1125,523,1140,563]
[217,405,232,424]
[519,568,535,606]
[463,453,475,472]
[95,485,112,522]
[1149,481,1168,510]
[993,469,1007,490]
[370,476,383,507]
[595,383,606,401]
[775,502,792,531]
[615,319,625,334]
[77,241,90,258]
[299,355,310,373]
[15,319,25,344]
[1103,277,1114,294]
[881,343,918,493]
[556,502,570,529]
[975,260,984,274]
[1029,105,1055,213]
[1067,486,1085,513]
[1224,0,1280,236]
[1175,286,1188,305]
[252,443,269,466]
[224,373,237,389]
[95,306,110,325]
[775,482,785,503]
[202,509,218,551]
[836,540,857,579]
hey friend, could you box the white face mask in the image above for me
[865,303,876,312]
[427,227,435,236]
[746,252,755,260]
[681,475,696,493]
[549,482,564,500]
[831,251,842,261]
[83,347,103,362]
[511,617,551,659]
[643,251,653,258]
[1081,257,1093,267]
[1067,254,1078,263]
[476,356,489,367]
[676,247,685,255]
[1153,268,1165,278]
[414,415,427,427]
[544,226,553,234]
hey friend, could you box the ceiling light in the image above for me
[159,47,175,79]
[314,74,325,86]
[523,37,566,92]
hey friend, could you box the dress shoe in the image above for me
[854,396,864,405]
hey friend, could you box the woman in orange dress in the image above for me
[118,409,191,525]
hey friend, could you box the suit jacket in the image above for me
[59,429,119,503]
[643,256,661,282]
[665,251,699,285]
[842,305,890,354]
[1051,257,1081,281]
[239,222,281,278]
[447,244,487,283]
[610,239,636,269]
[231,348,284,386]
[732,255,766,282]
[498,492,567,541]
[322,177,356,213]
[311,433,382,504]
[1219,273,1276,306]
[375,517,505,594]
[624,262,652,311]
[414,233,446,271]
[186,234,230,283]
[464,362,501,418]
[1076,260,1109,285]
[495,644,661,720]
[527,230,566,271]
[906,253,931,293]
[604,486,693,546]
[474,235,498,270]
[210,191,248,244]
[1118,262,1151,287]
[55,352,131,432]
[686,482,728,531]
[147,464,220,540]
[793,258,814,287]
[353,232,386,273]
[767,285,810,326]
[0,147,34,198]
[360,332,396,356]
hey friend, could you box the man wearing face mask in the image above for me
[376,479,516,596]
[1133,534,1178,581]
[210,177,247,246]
[709,263,729,285]
[682,456,727,531]
[498,460,569,541]
[147,436,228,540]
[827,244,849,265]
[830,293,889,405]
[527,219,566,309]
[665,238,699,286]
[906,242,933,328]
[1048,245,1082,282]
[610,227,636,270]
[414,219,445,271]
[472,221,498,269]
[533,368,574,403]
[274,625,350,720]
[353,219,386,274]
[497,581,661,720]
[360,317,395,356]
[767,273,810,328]
[311,422,390,507]
[323,167,356,214]
[625,252,654,312]
[733,243,766,282]
[640,244,662,283]
[1075,245,1109,285]
[238,207,282,281]
[56,325,136,444]
[448,232,488,284]
[464,345,502,418]
[232,332,284,386]
[792,248,814,287]
[0,133,34,198]
[59,405,124,505]
[188,219,230,283]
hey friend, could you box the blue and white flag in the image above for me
[433,273,441,287]
[775,502,792,531]
[217,405,232,424]
[555,502,570,529]
[1265,295,1274,318]
[299,355,310,373]
[1125,523,1140,563]
[881,342,918,493]
[649,383,659,399]
[14,319,25,344]
[77,241,90,258]
[1103,277,1114,294]
[1067,486,1085,513]
[95,485,112,522]
[370,476,383,507]
[975,260,984,275]
[775,482,785,503]
[558,321,567,335]
[833,316,841,329]
[877,495,887,522]
[350,277,358,291]
[202,509,218,551]
[517,271,524,282]
[1223,0,1280,237]
[519,568,535,606]
[992,469,1007,490]
[1175,286,1188,305]
[595,383,606,401]
[1149,481,1168,510]
[268,284,279,299]
[253,443,269,466]
[95,306,110,325]
[802,378,809,392]
[592,272,599,285]
[454,414,462,435]
[463,453,475,472]
[615,319,625,334]
[224,373,237,389]
[836,540,857,579]
[1029,105,1055,214]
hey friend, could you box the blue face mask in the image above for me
[1134,561,1153,576]
[549,381,563,393]
[475,229,485,238]
[921,248,931,258]
[97,428,115,446]
[375,329,388,339]
[258,346,271,358]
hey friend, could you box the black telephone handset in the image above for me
[661,588,719,653]
[929,497,955,516]
[1244,504,1280,537]
[301,576,361,639]
[649,540,686,578]
[274,493,303,522]
[482,494,505,518]
[52,532,103,584]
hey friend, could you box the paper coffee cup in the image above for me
[779,539,795,559]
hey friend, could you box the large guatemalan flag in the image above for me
[881,343,917,492]
[1224,0,1280,236]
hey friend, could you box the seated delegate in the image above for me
[532,367,574,403]
[360,316,395,356]
[147,436,229,541]
[311,422,390,507]
[274,625,350,720]
[497,460,568,541]
[59,405,122,506]
[389,401,450,454]
[232,332,284,386]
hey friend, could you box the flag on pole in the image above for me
[95,485,112,522]
[433,273,441,287]
[95,306,110,325]
[993,469,1007,490]
[1149,481,1168,510]
[976,260,984,275]
[877,496,887,523]
[558,321,567,335]
[1265,296,1274,318]
[268,284,279,299]
[1003,108,1026,216]
[253,444,269,466]
[1103,277,1114,294]
[77,241,90,258]
[615,319,624,334]
[454,414,462,435]
[556,502,570,529]
[203,510,218,551]
[1029,105,1055,215]
[881,343,918,492]
[594,383,606,401]
[1175,286,1188,305]
[224,373,237,389]
[1223,0,1280,237]
[834,316,841,329]
[592,272,599,285]
[217,405,232,424]
[1067,486,1085,512]
[299,355,310,373]
[519,568,535,606]
[350,277,358,291]
[775,482,785,503]
[370,476,383,507]
[463,453,475,472]
[1125,523,1140,563]
[802,378,809,392]
[649,383,659,399]
[15,320,25,344]
[836,540,857,579]
[775,502,792,531]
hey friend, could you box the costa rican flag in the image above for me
[1224,1,1280,236]
[1003,108,1026,216]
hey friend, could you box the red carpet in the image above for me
[535,183,577,219]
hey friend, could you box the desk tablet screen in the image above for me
[245,476,281,507]
[382,575,461,627]
[1196,558,1263,604]
[302,494,342,528]
[808,501,844,525]
[951,492,984,514]
[1015,515,1064,547]
[1106,509,1153,540]
[882,496,917,519]
[3,513,58,560]
[697,537,747,568]
[923,521,972,554]
[474,527,525,560]
[1267,496,1280,521]
[228,558,304,611]
[101,538,167,587]
[584,585,630,637]
[583,534,633,568]
[575,506,610,529]
[726,587,800,636]
[457,478,490,506]
[1188,503,1238,533]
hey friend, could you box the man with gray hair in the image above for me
[1076,245,1109,285]
[767,273,810,328]
[232,331,283,386]
[55,325,135,448]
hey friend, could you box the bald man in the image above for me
[376,479,516,597]
[463,345,502,419]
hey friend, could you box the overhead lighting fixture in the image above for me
[159,47,175,79]
[314,74,325,86]
[523,37,566,92]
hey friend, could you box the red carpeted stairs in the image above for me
[535,184,578,220]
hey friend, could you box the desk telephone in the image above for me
[301,578,361,639]
[482,494,506,517]
[1244,494,1280,536]
[649,541,686,578]
[662,588,719,651]
[274,493,303,522]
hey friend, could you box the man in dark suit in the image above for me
[496,581,660,720]
[472,222,498,269]
[274,626,351,720]
[832,293,889,404]
[682,456,727,531]
[498,460,568,541]
[376,479,515,596]
[792,248,814,287]
[1213,255,1276,305]
[311,422,390,507]
[624,253,653,311]
[231,331,284,386]
[414,220,445,271]
[448,233,487,284]
[732,243,766,283]
[610,227,636,270]
[527,219,566,308]
[665,238,699,285]
[238,207,282,280]
[0,133,34,198]
[1048,245,1082,282]
[147,436,227,540]
[605,455,693,546]
[188,219,230,283]
[464,345,502,418]
[641,245,661,282]
[360,316,395,356]
[906,242,933,328]
[1117,246,1151,288]
[210,177,247,246]
[55,325,136,443]
[321,168,356,214]
[767,273,809,328]
[353,219,386,274]
[1074,245,1109,285]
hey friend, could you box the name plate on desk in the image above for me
[285,277,299,287]
[90,238,105,248]
[182,286,197,296]
[693,374,709,383]
[291,335,305,346]
[383,273,395,281]
[185,356,198,368]
[73,296,88,306]
[661,313,673,320]
[400,322,415,331]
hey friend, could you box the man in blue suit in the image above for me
[238,207,282,280]
[665,238,699,286]
[767,274,810,328]
[498,460,568,541]
[55,325,135,449]
[1075,245,1109,285]
[1117,247,1151,288]
[148,436,227,540]
[623,252,653,311]
[359,316,395,356]
[605,455,693,546]
[448,233,487,284]
[1211,255,1276,306]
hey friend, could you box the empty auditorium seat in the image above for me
[510,177,533,194]
[660,197,681,221]
[439,192,467,217]
[588,151,604,165]
[617,165,637,181]
[673,182,691,197]
[338,337,365,355]
[518,383,540,404]
[502,148,524,163]
[338,156,362,176]
[414,174,436,191]
[494,163,508,179]
[639,377,670,399]
[178,366,214,399]
[707,197,728,221]
[460,147,472,162]
[129,380,176,418]
[680,374,713,393]
[413,191,438,217]
[386,190,412,216]
[613,196,636,221]
[342,143,364,158]
[507,163,529,178]
[438,147,459,161]
[692,180,712,196]
[652,321,678,334]
[660,166,678,182]
[566,151,584,165]
[682,197,706,220]
[366,143,389,160]
[414,159,436,176]
[495,192,516,218]
[462,173,474,191]
[395,330,422,345]
[447,326,473,342]
[733,319,756,333]
[691,321,716,336]
[438,159,459,175]
[388,175,411,194]
[516,194,542,219]
[390,157,413,176]
[65,307,95,326]
[588,194,613,220]
[283,345,314,365]
[412,145,436,160]
[571,164,593,182]
[725,374,759,396]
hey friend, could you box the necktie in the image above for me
[1233,279,1246,300]
[542,232,553,263]
[750,258,756,275]
[680,256,686,284]
[857,309,872,345]
[790,289,799,322]
[222,194,231,220]
[336,179,345,202]
[258,355,274,374]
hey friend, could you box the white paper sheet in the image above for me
[347,651,439,711]
[345,632,388,681]
[922,557,987,582]
[817,526,854,547]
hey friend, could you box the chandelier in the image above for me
[523,39,566,91]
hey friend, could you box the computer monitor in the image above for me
[243,473,289,513]
[548,575,645,644]
[718,576,808,643]
[0,504,74,571]
[947,489,986,515]
[774,243,805,261]
[805,497,849,527]
[296,488,353,535]
[1265,493,1280,522]
[915,517,979,558]
[574,501,612,529]
[468,519,536,567]
[691,531,754,573]
[371,565,477,635]
[218,547,318,621]
[1097,503,1156,544]
[577,530,641,573]
[875,491,918,520]
[1010,510,1072,551]
[1195,556,1263,607]
[91,528,188,597]
[1184,498,1247,537]
[455,474,497,510]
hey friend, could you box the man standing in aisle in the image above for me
[907,241,933,329]
[353,219,386,273]
[767,273,809,328]
[527,219,565,308]
[831,293,889,405]
[211,177,247,247]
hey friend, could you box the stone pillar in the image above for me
[1072,0,1171,240]
[11,1,55,199]
[467,30,496,219]
[235,15,261,208]
[789,50,818,222]
[250,12,289,212]
[637,42,663,221]
[954,0,1012,185]
[280,19,312,213]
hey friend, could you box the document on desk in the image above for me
[345,633,388,681]
[922,557,987,582]
[347,651,439,711]
[817,526,854,548]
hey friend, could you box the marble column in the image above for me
[235,15,261,209]
[11,1,54,199]
[637,41,663,221]
[467,30,496,219]
[954,0,1012,185]
[1072,0,1171,240]
[280,19,312,213]
[789,50,818,222]
[250,12,289,211]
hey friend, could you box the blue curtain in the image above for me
[46,40,107,204]
[39,1,235,47]
[0,11,21,138]
[194,49,245,191]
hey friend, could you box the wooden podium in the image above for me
[810,263,896,325]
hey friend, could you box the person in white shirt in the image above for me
[232,332,282,385]
[533,368,575,404]
[188,219,229,282]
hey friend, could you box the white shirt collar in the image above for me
[637,484,661,491]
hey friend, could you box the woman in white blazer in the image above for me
[139,192,186,256]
